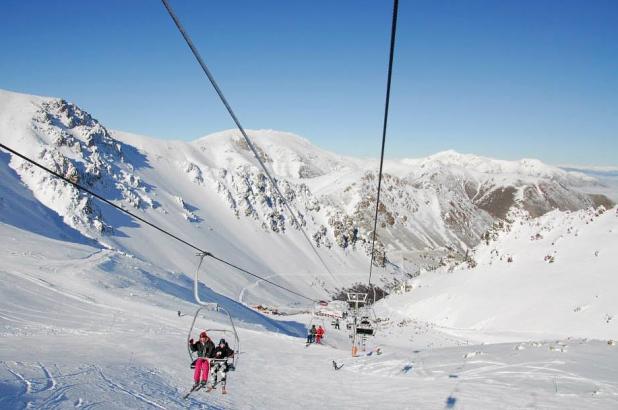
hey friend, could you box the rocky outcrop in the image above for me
[13,99,157,237]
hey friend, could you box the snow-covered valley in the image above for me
[1,88,618,409]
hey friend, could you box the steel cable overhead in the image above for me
[368,0,399,290]
[160,0,337,283]
[0,142,318,303]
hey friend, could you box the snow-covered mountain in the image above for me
[2,88,618,409]
[0,88,614,302]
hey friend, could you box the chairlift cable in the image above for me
[0,142,318,303]
[208,254,317,302]
[368,0,399,290]
[160,0,337,283]
[346,0,399,353]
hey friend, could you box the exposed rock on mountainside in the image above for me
[11,98,157,237]
[0,89,614,291]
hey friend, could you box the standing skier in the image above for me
[189,331,215,388]
[306,324,317,344]
[208,338,235,394]
[316,325,325,344]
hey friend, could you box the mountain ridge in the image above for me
[0,88,614,303]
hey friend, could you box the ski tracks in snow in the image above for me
[1,361,62,408]
[39,361,57,391]
[94,365,166,409]
[94,364,226,409]
[0,361,218,409]
[3,362,32,394]
[2,361,58,394]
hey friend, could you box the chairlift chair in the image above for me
[185,253,240,371]
[346,292,368,310]
[306,301,328,342]
[355,316,375,336]
[187,307,240,369]
[344,292,380,355]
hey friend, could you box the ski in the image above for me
[206,381,228,394]
[332,360,344,370]
[183,383,205,399]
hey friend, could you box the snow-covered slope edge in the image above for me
[379,206,618,341]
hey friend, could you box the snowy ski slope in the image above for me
[2,220,618,409]
[379,207,618,342]
[1,162,617,409]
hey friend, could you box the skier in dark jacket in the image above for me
[208,338,235,393]
[306,324,317,344]
[189,331,215,387]
[213,338,235,359]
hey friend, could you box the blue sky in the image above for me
[2,0,617,165]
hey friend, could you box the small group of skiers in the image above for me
[188,331,234,394]
[306,324,325,344]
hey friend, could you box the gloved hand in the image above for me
[189,338,194,345]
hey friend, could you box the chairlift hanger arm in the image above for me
[193,252,218,307]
